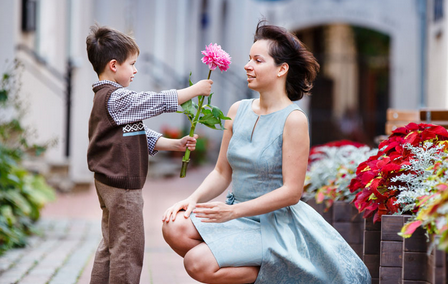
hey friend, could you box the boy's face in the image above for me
[115,53,138,87]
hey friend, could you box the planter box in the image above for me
[332,201,364,259]
[379,215,435,284]
[435,250,447,284]
[363,217,382,284]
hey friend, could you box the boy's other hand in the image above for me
[194,79,213,97]
[179,134,199,151]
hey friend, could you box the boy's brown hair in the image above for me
[86,24,140,76]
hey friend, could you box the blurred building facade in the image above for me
[0,0,447,187]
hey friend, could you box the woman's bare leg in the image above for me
[184,243,259,284]
[163,212,259,283]
[162,212,203,257]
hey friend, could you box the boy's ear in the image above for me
[108,59,118,73]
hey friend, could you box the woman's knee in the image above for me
[162,214,195,244]
[162,220,181,244]
[184,244,218,282]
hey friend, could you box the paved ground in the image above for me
[0,164,225,284]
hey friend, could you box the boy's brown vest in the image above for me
[87,83,148,189]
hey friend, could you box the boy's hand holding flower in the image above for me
[178,43,232,178]
[193,79,213,97]
[179,134,199,152]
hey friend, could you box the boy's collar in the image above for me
[92,80,123,89]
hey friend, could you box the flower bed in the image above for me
[350,123,448,222]
[305,125,448,282]
[346,123,448,283]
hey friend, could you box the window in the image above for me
[22,0,37,32]
[434,0,444,22]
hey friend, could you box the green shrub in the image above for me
[0,61,55,255]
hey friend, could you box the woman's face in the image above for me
[244,39,280,92]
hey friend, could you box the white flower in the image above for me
[392,142,448,213]
[305,145,378,202]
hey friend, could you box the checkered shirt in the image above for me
[92,80,178,156]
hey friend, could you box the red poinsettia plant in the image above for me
[349,123,448,223]
[308,140,367,165]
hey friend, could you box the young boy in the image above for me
[85,24,212,284]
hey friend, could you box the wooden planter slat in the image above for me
[364,230,381,254]
[363,217,382,283]
[333,222,363,244]
[379,266,402,283]
[379,215,435,283]
[332,201,364,258]
[402,281,431,284]
[380,241,404,267]
[403,252,434,281]
[381,215,405,241]
[332,200,363,222]
[434,250,446,284]
[364,254,380,279]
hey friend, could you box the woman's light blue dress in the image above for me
[190,99,371,284]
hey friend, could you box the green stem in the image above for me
[180,70,213,178]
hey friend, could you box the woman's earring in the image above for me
[277,74,280,77]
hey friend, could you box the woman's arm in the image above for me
[193,109,309,222]
[162,101,241,222]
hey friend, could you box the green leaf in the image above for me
[0,90,7,103]
[30,145,47,157]
[211,106,231,120]
[6,173,21,185]
[201,108,212,116]
[180,99,198,120]
[207,93,214,105]
[200,122,221,130]
[189,72,193,86]
[0,206,16,226]
[199,113,222,130]
[4,190,32,216]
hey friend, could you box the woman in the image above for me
[162,21,371,284]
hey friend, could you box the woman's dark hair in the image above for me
[254,20,320,101]
[86,24,140,75]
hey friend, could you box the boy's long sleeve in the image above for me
[144,125,162,156]
[99,80,178,125]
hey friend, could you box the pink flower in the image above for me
[201,43,231,72]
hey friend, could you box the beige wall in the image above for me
[2,0,448,185]
[427,0,448,109]
[323,24,358,120]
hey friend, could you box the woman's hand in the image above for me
[192,202,236,223]
[162,198,197,222]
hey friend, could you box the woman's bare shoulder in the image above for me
[227,100,243,118]
[285,109,308,129]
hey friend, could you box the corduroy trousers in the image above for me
[90,180,145,284]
